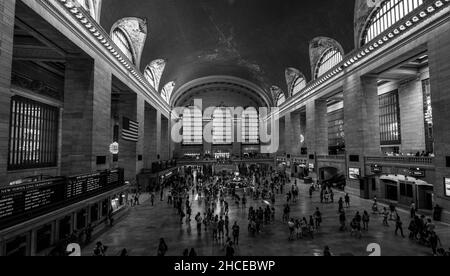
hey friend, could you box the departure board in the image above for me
[0,169,124,230]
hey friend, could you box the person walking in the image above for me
[157,238,168,256]
[189,248,198,257]
[395,215,405,238]
[362,211,370,231]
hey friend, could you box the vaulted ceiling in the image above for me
[101,0,355,97]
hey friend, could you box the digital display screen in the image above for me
[0,169,124,230]
[349,168,361,180]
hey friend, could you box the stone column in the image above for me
[290,111,302,156]
[278,117,286,155]
[61,57,112,176]
[117,92,144,181]
[0,0,16,186]
[428,22,450,221]
[284,113,293,155]
[306,99,328,156]
[144,104,158,167]
[232,119,242,157]
[161,116,169,160]
[343,74,380,193]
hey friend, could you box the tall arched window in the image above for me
[111,28,135,64]
[213,107,233,145]
[144,59,166,91]
[161,82,175,104]
[242,107,259,144]
[362,0,424,46]
[182,107,203,145]
[314,48,343,79]
[277,93,286,107]
[292,76,306,96]
[286,68,307,96]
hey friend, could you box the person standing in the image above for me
[151,192,155,206]
[232,222,240,245]
[339,210,347,232]
[382,207,389,227]
[338,197,344,213]
[429,231,442,256]
[345,194,350,207]
[225,241,235,257]
[225,215,230,237]
[195,213,203,236]
[314,208,322,229]
[395,215,405,238]
[410,202,416,219]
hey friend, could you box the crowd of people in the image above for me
[84,166,448,257]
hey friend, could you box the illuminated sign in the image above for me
[349,168,361,180]
[371,164,382,173]
[410,168,425,178]
[445,178,450,197]
[109,142,119,155]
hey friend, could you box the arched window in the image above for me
[161,82,175,104]
[277,93,286,107]
[292,76,306,96]
[242,107,259,144]
[144,59,166,91]
[362,0,424,46]
[111,28,135,64]
[182,107,203,145]
[286,68,306,96]
[314,48,343,79]
[213,107,233,145]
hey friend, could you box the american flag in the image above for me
[122,117,139,142]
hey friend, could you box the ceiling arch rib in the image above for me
[172,76,273,108]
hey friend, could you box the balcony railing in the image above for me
[365,156,434,165]
[317,155,346,161]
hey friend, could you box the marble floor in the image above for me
[82,180,450,256]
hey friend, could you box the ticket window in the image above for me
[58,216,72,241]
[90,203,99,223]
[5,235,28,256]
[36,224,53,253]
[76,209,87,230]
